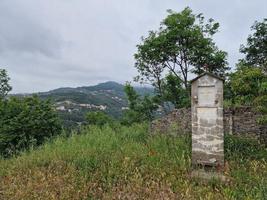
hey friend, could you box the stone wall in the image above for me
[151,108,191,135]
[224,107,262,139]
[151,107,267,144]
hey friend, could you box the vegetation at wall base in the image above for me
[0,124,266,199]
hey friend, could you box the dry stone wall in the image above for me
[151,107,267,144]
[224,107,261,139]
[151,108,191,135]
[151,108,191,136]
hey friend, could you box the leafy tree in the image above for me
[134,31,166,96]
[229,66,266,105]
[85,111,113,127]
[134,7,228,93]
[0,96,62,157]
[161,73,190,108]
[122,83,158,125]
[0,69,12,99]
[240,19,267,72]
[139,95,158,121]
[228,66,267,124]
[232,18,267,125]
[124,82,140,110]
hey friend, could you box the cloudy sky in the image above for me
[0,0,266,93]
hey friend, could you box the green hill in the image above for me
[0,124,266,199]
[32,82,154,128]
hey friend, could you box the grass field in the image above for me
[0,124,266,199]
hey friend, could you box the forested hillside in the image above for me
[34,82,153,128]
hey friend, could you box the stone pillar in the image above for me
[191,72,224,168]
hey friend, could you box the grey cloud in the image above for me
[0,0,266,93]
[0,1,63,58]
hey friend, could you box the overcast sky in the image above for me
[0,0,266,93]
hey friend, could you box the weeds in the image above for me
[0,124,266,199]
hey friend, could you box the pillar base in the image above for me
[190,169,228,182]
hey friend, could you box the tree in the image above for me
[134,31,166,96]
[134,7,228,93]
[85,111,113,127]
[228,66,267,124]
[161,73,190,109]
[124,82,140,110]
[122,83,158,125]
[234,18,267,125]
[0,96,62,157]
[229,66,266,105]
[240,19,267,72]
[0,69,12,99]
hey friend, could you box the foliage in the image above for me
[0,69,12,99]
[227,66,267,124]
[123,82,140,110]
[161,73,190,108]
[0,96,62,157]
[134,7,228,93]
[254,82,267,124]
[228,66,266,104]
[235,19,267,123]
[0,124,266,199]
[85,111,113,127]
[122,83,158,125]
[240,19,267,72]
[226,18,267,124]
[225,134,267,160]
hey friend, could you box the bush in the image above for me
[0,96,62,157]
[85,111,113,127]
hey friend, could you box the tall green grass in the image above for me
[0,124,266,199]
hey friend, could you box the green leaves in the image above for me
[134,7,228,102]
[0,69,12,99]
[0,96,62,157]
[134,7,228,112]
[122,83,158,125]
[229,66,266,103]
[240,19,267,71]
[228,18,267,125]
[226,66,267,125]
[161,73,189,109]
[85,111,113,127]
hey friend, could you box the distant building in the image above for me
[56,105,65,111]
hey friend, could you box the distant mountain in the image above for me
[35,81,154,128]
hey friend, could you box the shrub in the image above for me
[85,111,113,127]
[0,96,62,157]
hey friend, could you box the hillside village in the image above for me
[55,100,108,112]
[33,82,154,127]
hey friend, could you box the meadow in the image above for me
[0,124,266,200]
